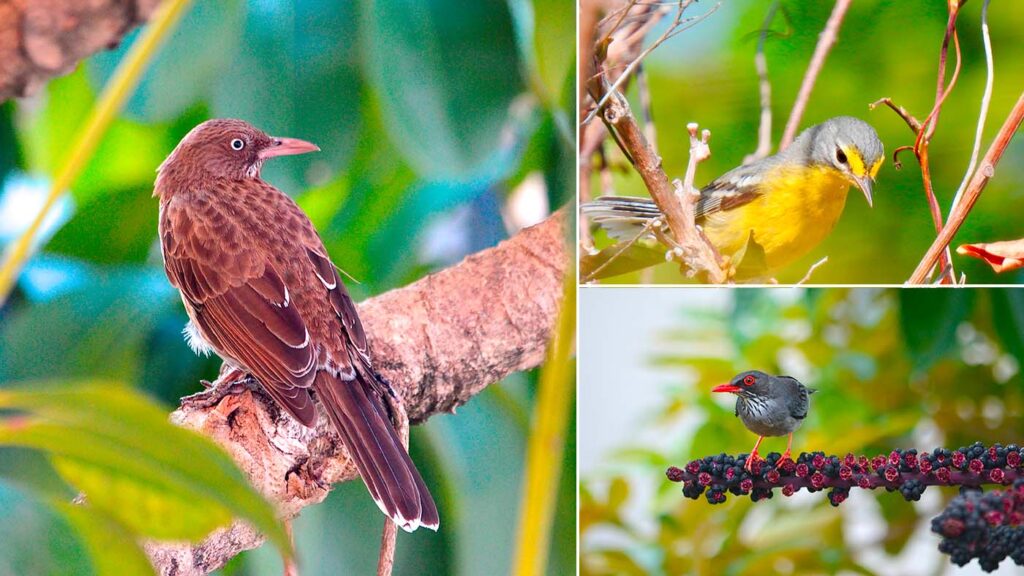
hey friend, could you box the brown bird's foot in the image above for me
[181,368,258,409]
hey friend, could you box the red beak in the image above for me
[712,383,741,394]
[259,137,320,159]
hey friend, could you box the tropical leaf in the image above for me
[0,383,292,559]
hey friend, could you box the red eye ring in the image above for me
[743,375,755,386]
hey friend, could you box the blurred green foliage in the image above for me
[587,0,1024,284]
[0,0,574,573]
[580,288,1024,575]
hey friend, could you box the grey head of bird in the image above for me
[711,369,775,400]
[785,116,885,208]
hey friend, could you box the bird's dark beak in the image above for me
[259,137,320,159]
[854,175,874,208]
[712,383,741,394]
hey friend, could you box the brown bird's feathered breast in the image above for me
[155,119,438,532]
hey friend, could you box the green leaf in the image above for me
[210,0,364,194]
[991,288,1024,366]
[57,504,154,576]
[0,269,175,383]
[19,68,170,204]
[508,0,575,107]
[87,0,247,123]
[360,0,524,179]
[47,186,158,264]
[898,290,974,370]
[0,102,18,183]
[580,241,666,282]
[0,482,92,575]
[0,384,292,559]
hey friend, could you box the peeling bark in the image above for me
[0,0,158,102]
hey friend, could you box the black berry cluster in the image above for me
[665,443,1022,506]
[931,480,1024,572]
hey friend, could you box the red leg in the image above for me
[776,432,794,468]
[745,436,765,472]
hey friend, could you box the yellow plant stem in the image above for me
[511,270,576,576]
[0,0,194,305]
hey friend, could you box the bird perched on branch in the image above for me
[155,119,438,532]
[712,371,816,472]
[582,116,884,278]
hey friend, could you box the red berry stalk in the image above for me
[931,480,1024,572]
[666,443,1023,506]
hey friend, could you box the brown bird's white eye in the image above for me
[230,138,245,151]
[743,375,755,386]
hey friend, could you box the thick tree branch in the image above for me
[0,0,159,102]
[145,211,569,575]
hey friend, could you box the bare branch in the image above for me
[949,0,994,221]
[145,211,569,574]
[778,0,852,150]
[796,256,828,285]
[909,91,1024,284]
[583,0,720,126]
[745,1,779,164]
[600,90,726,281]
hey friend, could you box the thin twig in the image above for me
[797,256,828,285]
[583,1,720,125]
[636,63,659,155]
[869,98,922,133]
[581,219,660,283]
[916,4,964,283]
[745,1,779,164]
[601,92,725,281]
[949,0,993,221]
[779,0,852,149]
[909,90,1024,284]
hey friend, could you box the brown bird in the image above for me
[154,118,438,532]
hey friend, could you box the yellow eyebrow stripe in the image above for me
[869,156,884,178]
[842,145,867,177]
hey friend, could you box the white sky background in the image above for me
[579,287,728,474]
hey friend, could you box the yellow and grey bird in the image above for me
[583,116,884,276]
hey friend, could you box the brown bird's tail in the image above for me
[314,371,439,532]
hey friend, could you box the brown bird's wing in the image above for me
[306,247,439,532]
[161,202,318,426]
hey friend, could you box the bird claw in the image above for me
[744,453,761,473]
[181,369,258,409]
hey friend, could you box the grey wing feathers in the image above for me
[582,160,770,239]
[580,196,664,242]
[779,376,813,420]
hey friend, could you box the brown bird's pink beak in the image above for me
[259,137,320,159]
[712,383,741,394]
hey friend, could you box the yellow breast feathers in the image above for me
[702,165,851,271]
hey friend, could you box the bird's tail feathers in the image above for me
[314,371,439,532]
[581,196,664,242]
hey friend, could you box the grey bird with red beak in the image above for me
[155,119,438,532]
[712,371,816,472]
